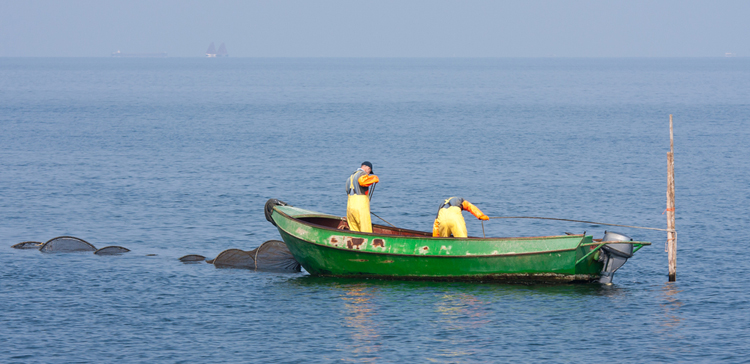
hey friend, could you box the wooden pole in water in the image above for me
[667,115,677,281]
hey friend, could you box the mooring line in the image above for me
[486,216,674,233]
[370,213,671,233]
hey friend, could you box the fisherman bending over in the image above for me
[346,161,379,233]
[432,197,489,238]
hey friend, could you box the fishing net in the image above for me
[12,241,42,249]
[253,240,301,272]
[179,254,206,263]
[211,249,255,269]
[94,246,130,255]
[209,240,301,272]
[39,236,97,253]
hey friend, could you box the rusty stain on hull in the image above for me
[372,238,385,248]
[329,236,345,247]
[346,237,367,250]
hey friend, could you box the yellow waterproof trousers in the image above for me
[435,206,468,238]
[347,194,372,233]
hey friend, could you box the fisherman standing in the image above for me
[432,197,489,238]
[346,161,380,233]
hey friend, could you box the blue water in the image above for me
[1,58,749,363]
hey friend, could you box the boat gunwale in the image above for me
[273,207,587,242]
[273,208,595,259]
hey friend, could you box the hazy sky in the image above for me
[1,0,748,57]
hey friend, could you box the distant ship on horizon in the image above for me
[111,50,167,58]
[206,42,228,57]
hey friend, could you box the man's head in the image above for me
[361,161,373,174]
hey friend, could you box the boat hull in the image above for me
[270,204,646,282]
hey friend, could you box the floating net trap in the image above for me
[208,240,301,272]
[94,246,131,255]
[39,236,97,253]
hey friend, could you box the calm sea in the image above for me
[1,58,749,363]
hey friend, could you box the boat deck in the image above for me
[299,216,434,237]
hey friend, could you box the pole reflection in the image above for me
[658,282,683,334]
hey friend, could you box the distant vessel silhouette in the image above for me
[217,42,228,57]
[206,42,228,57]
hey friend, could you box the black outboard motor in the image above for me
[598,231,634,284]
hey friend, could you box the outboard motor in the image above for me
[598,231,634,284]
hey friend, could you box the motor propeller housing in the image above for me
[598,231,634,284]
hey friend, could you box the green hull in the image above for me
[270,205,649,282]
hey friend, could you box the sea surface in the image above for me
[1,57,749,363]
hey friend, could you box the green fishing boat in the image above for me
[266,199,650,283]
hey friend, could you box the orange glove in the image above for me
[462,201,488,221]
[358,174,379,187]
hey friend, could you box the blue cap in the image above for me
[361,161,373,174]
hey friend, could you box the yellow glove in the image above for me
[479,215,489,221]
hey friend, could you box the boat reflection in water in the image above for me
[435,293,491,331]
[339,283,382,358]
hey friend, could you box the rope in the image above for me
[486,216,674,233]
[366,182,397,228]
[371,211,397,228]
